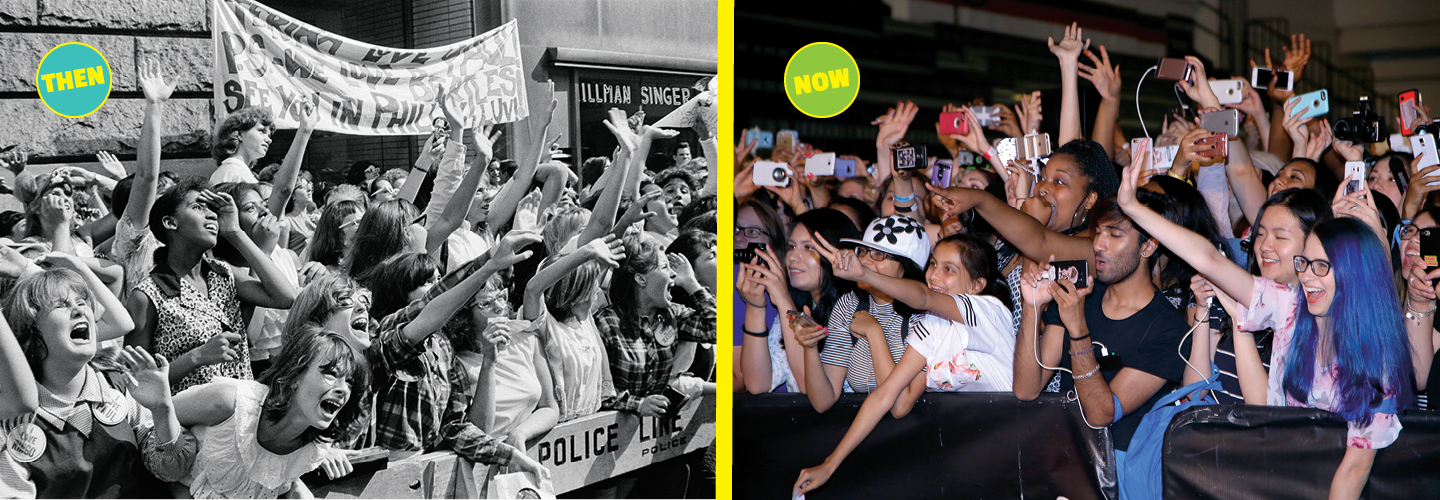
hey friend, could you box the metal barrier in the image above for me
[311,395,716,498]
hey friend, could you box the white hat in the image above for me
[840,215,931,269]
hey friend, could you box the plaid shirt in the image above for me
[597,289,716,413]
[369,255,514,465]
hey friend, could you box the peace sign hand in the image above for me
[812,233,866,283]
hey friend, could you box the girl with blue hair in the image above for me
[1115,158,1423,499]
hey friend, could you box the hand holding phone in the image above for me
[938,109,969,136]
[1344,161,1365,196]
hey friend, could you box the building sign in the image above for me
[572,68,711,166]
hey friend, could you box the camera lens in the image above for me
[772,168,787,182]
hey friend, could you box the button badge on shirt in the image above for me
[7,422,45,463]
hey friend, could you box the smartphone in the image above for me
[1209,79,1244,105]
[1022,133,1051,160]
[893,144,928,170]
[734,242,768,265]
[968,106,1002,127]
[751,129,775,149]
[956,151,975,166]
[1130,138,1153,172]
[995,138,1018,167]
[807,152,836,176]
[938,110,969,136]
[776,130,798,158]
[1156,57,1192,82]
[1151,145,1180,172]
[787,309,820,331]
[835,158,858,178]
[1344,161,1365,196]
[1400,90,1424,136]
[1421,228,1440,285]
[752,160,793,187]
[1199,109,1240,137]
[1045,260,1090,289]
[1288,90,1329,119]
[1413,133,1439,185]
[1251,67,1293,92]
[931,160,953,188]
[662,386,688,419]
[1196,133,1229,159]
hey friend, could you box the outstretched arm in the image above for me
[268,100,316,218]
[487,85,558,231]
[814,234,967,323]
[521,236,623,321]
[928,185,1095,264]
[1080,46,1122,158]
[576,119,635,246]
[1050,23,1089,145]
[126,61,172,229]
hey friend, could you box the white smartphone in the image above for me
[1130,138,1153,172]
[1344,161,1365,195]
[1151,144,1180,172]
[1413,133,1439,185]
[753,160,793,187]
[806,152,836,176]
[1251,67,1293,92]
[995,138,1019,167]
[1209,79,1244,105]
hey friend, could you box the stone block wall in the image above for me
[0,1,215,160]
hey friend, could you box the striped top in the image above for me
[820,292,916,393]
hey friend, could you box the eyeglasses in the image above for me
[735,226,764,238]
[855,246,900,262]
[1293,255,1332,277]
[1400,224,1434,241]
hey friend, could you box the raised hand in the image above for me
[936,103,963,156]
[873,101,919,149]
[1281,33,1312,83]
[992,103,1023,138]
[583,234,626,268]
[120,345,173,410]
[198,190,240,236]
[1048,22,1089,63]
[668,253,699,291]
[603,118,637,153]
[1332,186,1386,244]
[812,232,866,283]
[296,96,319,134]
[1403,158,1440,219]
[137,59,174,103]
[1079,46,1121,101]
[1332,139,1364,162]
[95,151,126,179]
[1050,269,1093,331]
[1176,56,1220,108]
[1302,121,1333,161]
[0,246,35,279]
[735,129,759,170]
[1118,149,1145,209]
[1018,258,1055,306]
[1405,257,1440,306]
[1281,97,1315,156]
[513,189,542,233]
[736,261,770,308]
[39,187,74,226]
[0,150,26,175]
[1018,91,1043,135]
[1173,128,1215,174]
[951,107,992,162]
[1226,79,1267,121]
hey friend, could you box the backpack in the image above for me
[1118,366,1221,500]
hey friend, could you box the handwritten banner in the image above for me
[212,0,528,135]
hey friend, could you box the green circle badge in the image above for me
[784,42,860,118]
[36,43,112,118]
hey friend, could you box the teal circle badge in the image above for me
[36,43,112,118]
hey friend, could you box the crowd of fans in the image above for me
[734,22,1436,500]
[0,57,717,498]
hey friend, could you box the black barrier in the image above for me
[1164,406,1440,499]
[734,393,1117,500]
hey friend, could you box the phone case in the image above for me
[1400,90,1423,136]
[752,161,792,187]
[1421,228,1440,275]
[893,144,928,170]
[995,138,1018,167]
[1209,79,1244,105]
[1200,109,1240,136]
[1414,134,1440,185]
[806,152,836,176]
[752,130,774,149]
[1196,133,1229,158]
[1048,260,1090,289]
[1157,58,1191,82]
[776,130,798,155]
[1288,90,1329,119]
[1151,145,1180,171]
[938,111,968,135]
[1130,138,1152,172]
[835,158,857,178]
[932,162,953,188]
[1022,133,1051,160]
[1344,161,1366,195]
[969,106,1002,127]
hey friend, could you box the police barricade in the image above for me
[1163,405,1440,499]
[734,393,1117,500]
[312,394,715,498]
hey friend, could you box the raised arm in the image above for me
[873,101,918,188]
[1080,46,1122,158]
[1117,151,1256,303]
[521,236,622,321]
[41,253,133,341]
[927,185,1095,264]
[1049,23,1088,145]
[126,60,173,227]
[402,232,539,344]
[203,192,297,309]
[576,119,635,246]
[268,100,316,218]
[487,84,558,231]
[1224,137,1269,225]
[815,234,966,323]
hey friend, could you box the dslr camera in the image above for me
[1332,96,1388,143]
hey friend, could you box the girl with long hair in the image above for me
[1115,158,1419,500]
[791,232,1017,496]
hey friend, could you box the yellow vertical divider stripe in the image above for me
[715,0,735,499]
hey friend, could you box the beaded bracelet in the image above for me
[1068,345,1095,357]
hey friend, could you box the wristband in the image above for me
[1068,331,1091,342]
[894,193,915,203]
[743,327,769,337]
[1068,345,1095,357]
[895,204,914,213]
[983,147,996,161]
[1112,394,1125,424]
